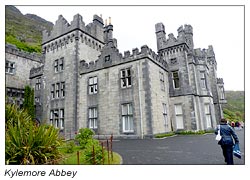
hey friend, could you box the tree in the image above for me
[23,85,35,119]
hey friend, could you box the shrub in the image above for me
[75,128,94,149]
[5,104,62,165]
[83,139,106,165]
[65,141,75,153]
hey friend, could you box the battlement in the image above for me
[5,44,43,62]
[217,78,224,84]
[207,45,215,57]
[80,44,166,74]
[30,65,44,79]
[156,23,194,50]
[42,14,104,44]
[184,24,193,34]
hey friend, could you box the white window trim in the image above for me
[122,103,134,133]
[120,68,132,88]
[174,104,184,129]
[88,107,98,129]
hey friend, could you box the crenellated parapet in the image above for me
[217,78,224,84]
[80,44,166,74]
[156,23,194,51]
[205,45,217,68]
[30,65,44,79]
[5,43,43,62]
[193,48,207,64]
[42,14,104,45]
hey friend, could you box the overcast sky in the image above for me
[14,5,244,91]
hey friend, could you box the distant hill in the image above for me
[5,5,53,53]
[223,91,245,122]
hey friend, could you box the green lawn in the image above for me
[57,142,122,165]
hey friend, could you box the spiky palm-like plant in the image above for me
[5,104,62,165]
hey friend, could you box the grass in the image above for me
[57,141,122,165]
[155,130,215,138]
[59,151,121,165]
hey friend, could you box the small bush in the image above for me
[75,128,94,149]
[65,141,75,153]
[83,139,106,165]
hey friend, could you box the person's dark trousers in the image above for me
[221,145,234,165]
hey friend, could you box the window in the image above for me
[60,109,64,130]
[5,61,15,74]
[50,111,54,125]
[50,109,64,129]
[205,104,212,128]
[170,58,177,64]
[51,82,65,99]
[54,59,59,72]
[163,103,168,127]
[172,71,180,89]
[61,82,65,97]
[105,55,111,62]
[54,57,64,73]
[120,68,132,88]
[174,104,184,129]
[89,107,98,129]
[88,77,98,94]
[122,103,134,132]
[56,83,60,98]
[59,58,64,71]
[35,78,41,90]
[159,71,165,91]
[200,71,206,89]
[51,84,55,99]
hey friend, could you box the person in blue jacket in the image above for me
[215,118,239,165]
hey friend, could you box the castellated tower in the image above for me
[155,22,221,131]
[41,14,105,139]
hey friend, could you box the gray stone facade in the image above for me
[5,44,43,108]
[5,14,226,139]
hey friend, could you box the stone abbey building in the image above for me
[6,14,226,139]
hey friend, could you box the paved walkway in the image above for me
[112,129,245,165]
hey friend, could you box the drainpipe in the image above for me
[137,62,144,139]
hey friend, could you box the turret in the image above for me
[155,23,167,51]
[184,24,194,50]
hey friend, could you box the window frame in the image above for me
[88,107,98,129]
[204,104,212,128]
[120,68,132,88]
[174,104,184,129]
[172,71,180,89]
[200,71,207,89]
[5,61,15,74]
[54,59,59,73]
[59,109,64,130]
[51,84,55,99]
[50,109,64,130]
[54,57,64,73]
[35,77,41,90]
[162,103,168,127]
[121,103,134,133]
[88,76,98,95]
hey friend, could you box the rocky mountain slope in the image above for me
[5,5,53,53]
